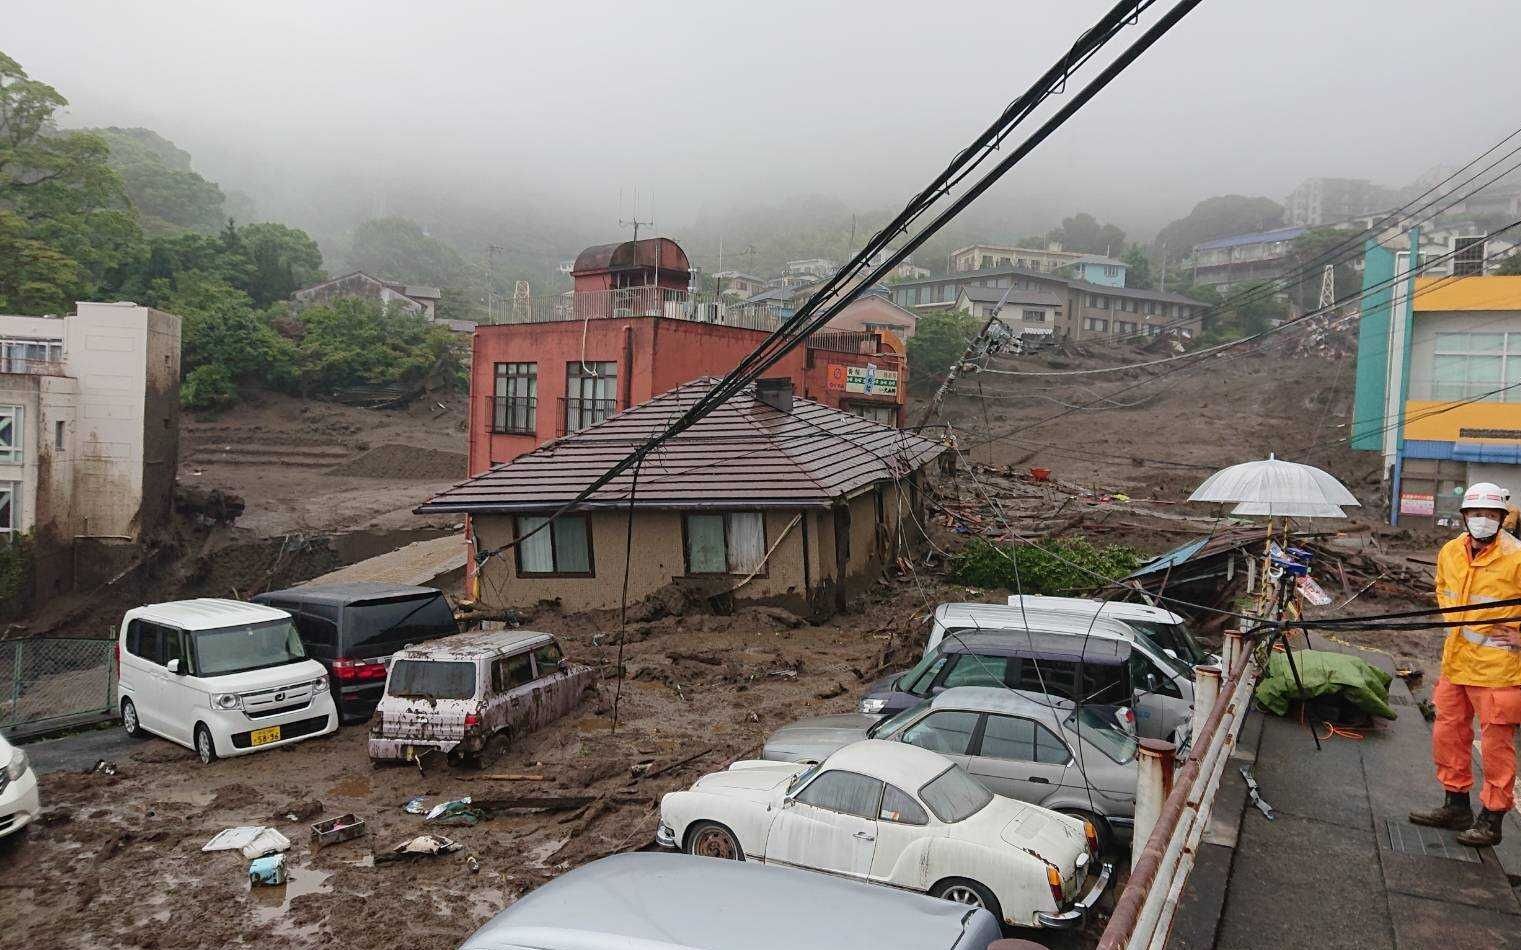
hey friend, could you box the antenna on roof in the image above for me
[619,188,654,244]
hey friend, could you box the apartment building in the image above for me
[1190,226,1307,291]
[0,302,181,548]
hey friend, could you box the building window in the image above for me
[1022,309,1047,323]
[493,362,537,434]
[1454,237,1487,277]
[980,255,993,269]
[1083,318,1110,333]
[847,402,898,427]
[1105,265,1119,277]
[0,482,14,534]
[0,406,19,463]
[564,362,618,434]
[515,514,594,576]
[54,420,64,451]
[684,511,767,575]
[1431,332,1521,401]
[0,339,62,374]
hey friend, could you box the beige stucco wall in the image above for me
[473,507,814,613]
[468,474,932,616]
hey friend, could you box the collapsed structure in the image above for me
[419,376,944,615]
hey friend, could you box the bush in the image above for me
[952,536,1144,595]
[180,363,238,411]
[0,534,33,618]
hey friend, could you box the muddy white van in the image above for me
[369,630,593,766]
[117,599,338,763]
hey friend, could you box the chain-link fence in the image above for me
[0,638,116,739]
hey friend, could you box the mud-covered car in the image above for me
[368,630,592,766]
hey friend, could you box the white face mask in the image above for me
[1466,514,1502,541]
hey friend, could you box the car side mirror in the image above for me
[166,658,183,675]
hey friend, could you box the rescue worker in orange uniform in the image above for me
[1409,483,1521,846]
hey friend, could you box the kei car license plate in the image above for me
[249,726,282,746]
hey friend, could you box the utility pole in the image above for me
[486,244,504,323]
[913,282,1017,433]
[1318,263,1335,310]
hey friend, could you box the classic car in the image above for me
[657,739,1112,930]
[762,686,1138,849]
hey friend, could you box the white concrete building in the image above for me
[0,302,181,545]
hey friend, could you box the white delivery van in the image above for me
[925,602,1195,743]
[117,599,338,763]
[1004,595,1218,668]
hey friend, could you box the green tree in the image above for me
[1121,244,1153,289]
[240,222,324,307]
[1494,252,1521,276]
[1154,195,1284,256]
[1048,213,1126,255]
[162,272,296,408]
[0,209,80,313]
[1194,281,1285,344]
[347,217,465,287]
[1285,228,1359,313]
[906,308,980,390]
[86,127,226,233]
[293,298,466,396]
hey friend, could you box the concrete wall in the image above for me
[469,477,924,616]
[139,307,182,534]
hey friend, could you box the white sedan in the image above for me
[657,739,1112,929]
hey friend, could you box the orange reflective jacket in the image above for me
[1435,530,1521,687]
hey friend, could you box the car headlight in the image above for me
[857,697,886,715]
[6,748,28,781]
[313,675,329,692]
[213,693,241,710]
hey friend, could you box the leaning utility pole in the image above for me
[912,282,1016,433]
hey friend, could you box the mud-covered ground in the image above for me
[1,587,990,950]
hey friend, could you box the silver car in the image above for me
[459,852,1004,950]
[763,685,1138,847]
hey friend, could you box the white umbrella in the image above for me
[1231,499,1346,518]
[1189,454,1359,508]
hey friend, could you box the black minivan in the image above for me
[253,583,459,722]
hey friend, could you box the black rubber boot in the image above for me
[1409,790,1473,829]
[1458,808,1506,847]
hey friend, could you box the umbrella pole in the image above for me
[1273,573,1322,751]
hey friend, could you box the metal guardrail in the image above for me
[1099,630,1258,950]
[492,286,787,332]
[0,637,117,739]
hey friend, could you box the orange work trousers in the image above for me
[1433,677,1521,812]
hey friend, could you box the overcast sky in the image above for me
[8,0,1517,238]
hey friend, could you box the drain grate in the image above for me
[1384,818,1480,863]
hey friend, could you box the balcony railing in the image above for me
[0,358,64,376]
[490,396,537,435]
[558,396,620,436]
[496,286,784,332]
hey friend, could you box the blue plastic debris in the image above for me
[248,853,287,886]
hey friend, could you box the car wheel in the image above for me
[469,730,511,770]
[931,878,1002,923]
[1058,808,1113,854]
[194,724,218,764]
[684,821,744,861]
[121,698,144,739]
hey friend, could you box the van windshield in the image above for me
[193,620,307,677]
[1128,620,1207,667]
[388,659,476,699]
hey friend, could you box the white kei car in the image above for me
[0,732,39,839]
[657,739,1112,930]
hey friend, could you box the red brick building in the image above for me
[466,237,907,475]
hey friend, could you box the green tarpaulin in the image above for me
[1254,649,1397,720]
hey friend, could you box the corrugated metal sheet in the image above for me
[416,378,944,514]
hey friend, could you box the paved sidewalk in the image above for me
[1170,648,1521,950]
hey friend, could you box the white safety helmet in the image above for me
[1460,482,1510,513]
